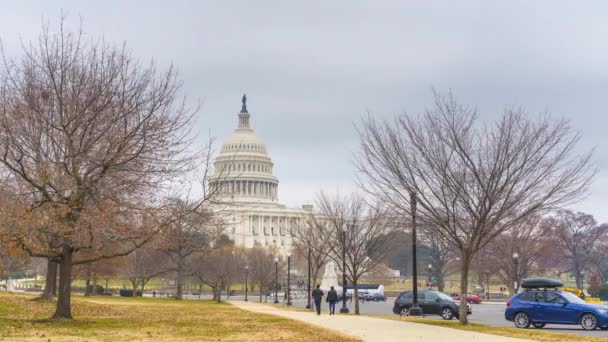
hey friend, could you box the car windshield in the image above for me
[436,292,453,301]
[560,291,586,304]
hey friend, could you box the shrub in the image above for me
[87,284,105,295]
[119,289,142,297]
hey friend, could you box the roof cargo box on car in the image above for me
[521,278,563,289]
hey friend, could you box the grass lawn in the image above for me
[0,292,359,342]
[384,316,608,342]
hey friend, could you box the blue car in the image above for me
[506,289,608,330]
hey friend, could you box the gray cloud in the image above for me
[1,0,606,219]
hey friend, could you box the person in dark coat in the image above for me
[326,286,338,315]
[312,285,324,315]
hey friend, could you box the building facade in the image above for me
[208,96,307,256]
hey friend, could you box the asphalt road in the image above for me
[284,298,608,338]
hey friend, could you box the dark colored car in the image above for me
[393,290,471,320]
[452,294,482,304]
[364,293,387,302]
[506,289,608,330]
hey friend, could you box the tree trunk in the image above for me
[437,272,445,292]
[259,290,263,302]
[91,277,98,297]
[84,266,92,296]
[132,281,138,297]
[41,260,57,300]
[53,265,58,296]
[53,247,74,319]
[354,284,360,315]
[141,281,146,296]
[176,259,183,300]
[458,255,470,325]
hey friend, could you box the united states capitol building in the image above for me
[208,95,308,256]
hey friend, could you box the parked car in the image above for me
[505,278,608,330]
[364,293,387,302]
[452,294,482,304]
[393,290,471,320]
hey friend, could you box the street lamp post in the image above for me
[512,252,519,294]
[428,264,432,290]
[287,254,292,306]
[340,229,349,314]
[245,265,249,302]
[409,192,422,316]
[306,248,311,310]
[274,257,279,304]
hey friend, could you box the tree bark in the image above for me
[131,280,139,297]
[84,266,92,297]
[53,247,74,319]
[458,254,470,325]
[176,258,183,300]
[437,273,445,292]
[41,260,57,300]
[354,284,360,315]
[91,277,97,297]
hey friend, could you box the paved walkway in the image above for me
[232,301,532,342]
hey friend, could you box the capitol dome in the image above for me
[209,95,280,204]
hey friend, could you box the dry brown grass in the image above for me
[0,292,360,342]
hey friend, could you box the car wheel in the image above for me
[441,307,454,320]
[399,307,409,317]
[514,312,530,328]
[580,313,598,330]
[532,323,545,328]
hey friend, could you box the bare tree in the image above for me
[247,246,278,302]
[316,192,393,315]
[421,230,455,293]
[548,210,607,288]
[123,248,168,296]
[195,246,241,302]
[291,211,332,288]
[355,91,594,324]
[0,18,199,318]
[588,234,608,284]
[482,215,550,295]
[159,199,223,300]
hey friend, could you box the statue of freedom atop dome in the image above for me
[241,93,248,113]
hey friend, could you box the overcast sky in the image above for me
[1,1,607,221]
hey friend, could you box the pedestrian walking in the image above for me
[312,285,324,315]
[326,286,338,315]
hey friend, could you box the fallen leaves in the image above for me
[0,293,360,341]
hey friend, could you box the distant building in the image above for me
[208,96,309,257]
